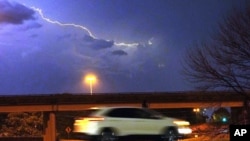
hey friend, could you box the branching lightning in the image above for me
[32,7,95,38]
[114,42,139,47]
[31,7,142,48]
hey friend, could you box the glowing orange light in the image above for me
[84,74,97,95]
[193,108,200,112]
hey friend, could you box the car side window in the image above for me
[106,108,130,118]
[106,108,153,119]
[129,108,151,119]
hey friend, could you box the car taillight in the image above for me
[86,117,105,121]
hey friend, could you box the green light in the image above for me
[222,117,227,122]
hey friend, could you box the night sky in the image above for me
[0,0,246,95]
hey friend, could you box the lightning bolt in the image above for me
[31,7,142,48]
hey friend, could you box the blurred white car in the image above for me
[73,107,192,141]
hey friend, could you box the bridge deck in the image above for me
[0,91,246,107]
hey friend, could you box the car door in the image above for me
[105,108,137,136]
[129,108,163,135]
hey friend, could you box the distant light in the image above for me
[193,108,200,112]
[222,117,227,122]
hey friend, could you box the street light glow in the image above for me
[85,74,97,83]
[84,74,97,95]
[193,108,200,112]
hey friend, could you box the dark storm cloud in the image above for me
[0,0,35,24]
[82,35,114,50]
[111,50,128,56]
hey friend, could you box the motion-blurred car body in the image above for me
[73,106,192,141]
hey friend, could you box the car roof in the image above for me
[88,106,151,116]
[88,106,144,115]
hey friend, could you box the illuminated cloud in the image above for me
[0,0,35,24]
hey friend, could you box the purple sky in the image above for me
[0,0,246,95]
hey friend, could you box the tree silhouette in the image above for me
[183,5,250,124]
[0,112,43,136]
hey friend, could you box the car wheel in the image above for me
[98,129,117,141]
[161,128,178,141]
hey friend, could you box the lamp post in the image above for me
[85,74,97,95]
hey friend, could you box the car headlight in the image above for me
[178,127,192,134]
[173,120,192,134]
[173,120,190,126]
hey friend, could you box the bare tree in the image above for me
[183,7,250,123]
